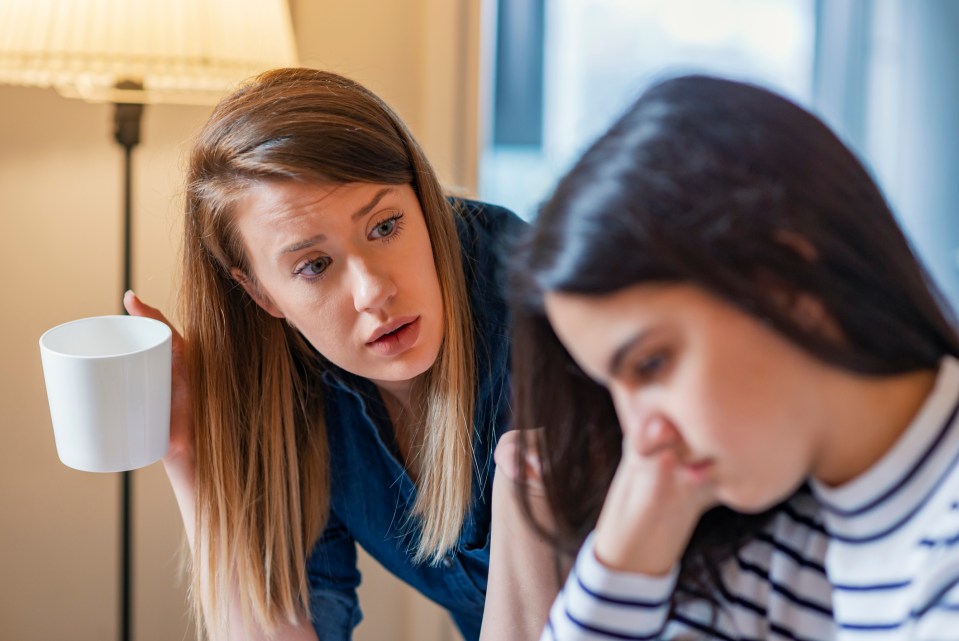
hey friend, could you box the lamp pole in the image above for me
[113,80,144,641]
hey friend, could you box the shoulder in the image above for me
[449,197,526,294]
[446,199,522,309]
[449,197,527,251]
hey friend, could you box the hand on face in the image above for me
[592,415,718,576]
[544,284,835,573]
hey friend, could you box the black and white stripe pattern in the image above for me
[541,357,959,640]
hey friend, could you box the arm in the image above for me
[909,555,959,640]
[539,417,718,640]
[480,429,566,641]
[125,292,320,641]
[914,588,959,639]
[305,511,365,641]
[540,535,677,641]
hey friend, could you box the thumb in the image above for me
[123,291,187,364]
[123,290,171,326]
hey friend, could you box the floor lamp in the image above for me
[114,85,143,641]
[0,3,297,640]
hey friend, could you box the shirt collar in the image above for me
[811,356,959,540]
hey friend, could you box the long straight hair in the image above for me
[511,75,959,601]
[181,68,476,636]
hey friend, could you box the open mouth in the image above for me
[366,317,421,356]
[381,323,408,338]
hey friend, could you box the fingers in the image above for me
[123,291,185,354]
[592,447,704,575]
[493,430,522,483]
[124,291,194,469]
[494,430,523,481]
[494,429,544,481]
[624,415,683,459]
[494,429,546,493]
[123,290,169,324]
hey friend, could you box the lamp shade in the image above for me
[0,0,297,104]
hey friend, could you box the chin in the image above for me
[374,351,438,383]
[720,490,791,515]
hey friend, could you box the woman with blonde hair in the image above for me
[126,67,536,640]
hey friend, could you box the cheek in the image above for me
[286,294,354,351]
[667,354,748,443]
[689,335,795,439]
[701,386,812,510]
[413,250,443,310]
[674,364,786,476]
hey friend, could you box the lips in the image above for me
[365,316,421,357]
[366,316,418,344]
[681,458,715,483]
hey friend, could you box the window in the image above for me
[481,0,816,221]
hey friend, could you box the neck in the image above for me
[376,378,415,413]
[812,366,938,487]
[376,378,422,480]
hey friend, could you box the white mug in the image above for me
[39,315,172,472]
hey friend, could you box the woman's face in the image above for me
[231,180,445,396]
[544,283,834,513]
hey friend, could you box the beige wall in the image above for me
[0,1,481,640]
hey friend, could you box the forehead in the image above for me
[234,180,387,224]
[544,286,653,357]
[545,285,667,329]
[233,180,416,240]
[544,284,703,373]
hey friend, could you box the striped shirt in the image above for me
[542,357,959,640]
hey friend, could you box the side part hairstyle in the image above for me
[182,68,475,635]
[511,74,959,599]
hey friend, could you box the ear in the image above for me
[230,268,284,319]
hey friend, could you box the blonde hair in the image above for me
[181,68,476,637]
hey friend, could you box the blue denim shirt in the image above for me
[307,199,525,641]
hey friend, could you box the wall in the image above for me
[814,0,959,313]
[871,0,959,311]
[0,1,480,639]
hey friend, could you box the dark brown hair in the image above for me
[511,74,959,601]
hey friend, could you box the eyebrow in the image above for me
[607,330,652,379]
[351,186,394,222]
[277,186,396,257]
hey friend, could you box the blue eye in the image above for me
[295,256,331,279]
[369,213,403,240]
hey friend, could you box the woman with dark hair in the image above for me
[121,67,548,640]
[512,75,959,639]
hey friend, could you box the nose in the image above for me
[348,257,397,313]
[608,382,682,457]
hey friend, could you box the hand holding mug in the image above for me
[123,292,195,476]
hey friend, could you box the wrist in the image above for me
[163,447,195,487]
[593,528,683,576]
[578,533,679,601]
[591,496,701,576]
